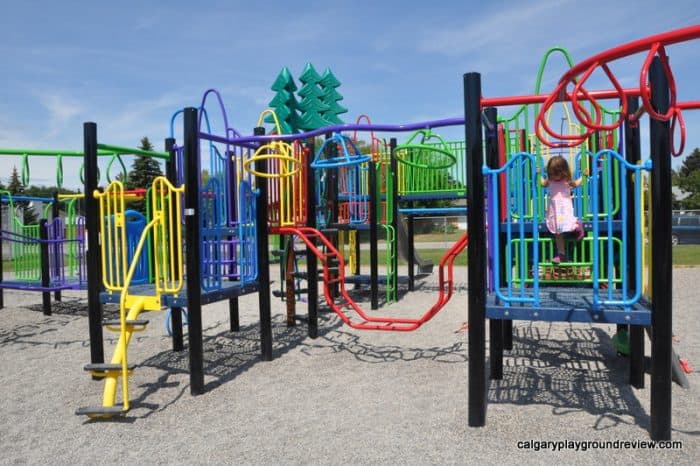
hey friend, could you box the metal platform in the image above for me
[0,279,86,292]
[486,286,652,325]
[100,280,260,308]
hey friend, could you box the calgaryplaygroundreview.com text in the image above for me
[516,439,683,452]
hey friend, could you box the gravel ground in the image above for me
[0,266,697,465]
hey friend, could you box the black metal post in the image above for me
[254,126,273,361]
[229,300,240,332]
[84,122,104,365]
[465,72,487,427]
[285,235,296,326]
[39,219,51,315]
[52,191,61,302]
[305,138,318,338]
[484,107,502,380]
[165,137,184,352]
[624,97,644,388]
[183,108,205,395]
[649,57,672,441]
[325,132,339,299]
[226,143,240,332]
[389,138,399,290]
[369,159,379,309]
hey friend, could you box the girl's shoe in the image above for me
[552,253,567,264]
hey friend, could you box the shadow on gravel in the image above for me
[298,312,466,364]
[129,312,341,417]
[24,298,121,320]
[488,324,651,431]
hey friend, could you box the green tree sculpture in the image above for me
[298,63,331,131]
[319,68,347,125]
[266,67,303,134]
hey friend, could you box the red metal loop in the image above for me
[535,81,590,148]
[573,63,627,131]
[352,114,385,160]
[671,107,686,157]
[568,62,627,134]
[570,62,603,129]
[640,44,678,121]
[352,114,375,143]
[535,81,593,148]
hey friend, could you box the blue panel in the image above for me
[485,305,651,325]
[485,288,652,325]
[398,193,465,201]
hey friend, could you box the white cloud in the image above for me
[33,92,86,138]
[416,0,577,57]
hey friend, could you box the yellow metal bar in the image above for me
[150,177,184,294]
[92,175,186,413]
[57,193,85,200]
[101,297,145,409]
[95,181,128,292]
[348,230,356,273]
[641,171,652,298]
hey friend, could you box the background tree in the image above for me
[6,166,38,224]
[673,147,700,210]
[125,137,163,212]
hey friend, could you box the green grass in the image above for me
[358,248,467,267]
[673,245,700,266]
[414,231,465,243]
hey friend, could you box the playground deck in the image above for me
[486,287,652,325]
[0,266,697,463]
[99,280,260,307]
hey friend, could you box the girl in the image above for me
[540,155,586,264]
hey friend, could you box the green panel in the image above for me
[13,222,41,282]
[397,140,466,196]
[509,236,623,285]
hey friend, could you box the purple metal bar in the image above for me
[200,118,466,146]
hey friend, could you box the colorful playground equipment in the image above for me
[231,108,469,331]
[8,25,686,440]
[465,26,700,441]
[0,147,164,314]
[0,191,86,303]
[77,89,272,416]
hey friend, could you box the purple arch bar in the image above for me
[199,117,465,146]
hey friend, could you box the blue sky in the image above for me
[1,0,699,189]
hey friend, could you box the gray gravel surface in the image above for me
[0,267,697,464]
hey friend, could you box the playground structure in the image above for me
[0,190,85,308]
[0,26,689,440]
[465,26,700,441]
[0,148,174,315]
[0,148,137,314]
[199,26,694,440]
[76,88,272,416]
